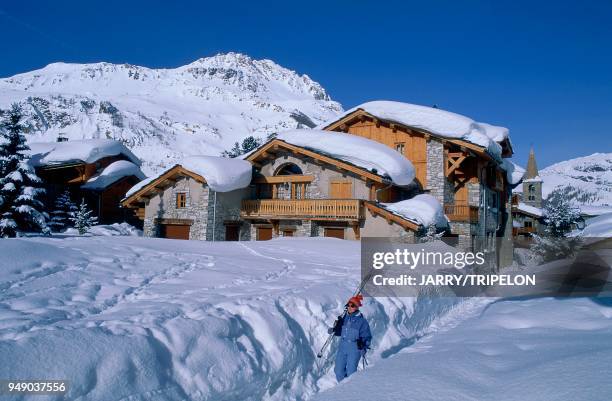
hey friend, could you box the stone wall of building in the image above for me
[143,176,210,240]
[258,154,372,200]
[426,139,445,204]
[205,188,251,241]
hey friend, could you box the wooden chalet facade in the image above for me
[320,106,515,265]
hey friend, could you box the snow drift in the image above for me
[0,237,459,401]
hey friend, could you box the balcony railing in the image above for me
[444,204,479,222]
[241,199,363,221]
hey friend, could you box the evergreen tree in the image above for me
[48,190,78,232]
[221,136,263,158]
[543,196,582,237]
[70,198,98,235]
[0,104,48,237]
[530,195,583,262]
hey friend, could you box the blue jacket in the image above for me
[337,311,372,350]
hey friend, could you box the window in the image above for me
[524,221,533,228]
[528,184,536,201]
[394,142,405,154]
[176,192,187,208]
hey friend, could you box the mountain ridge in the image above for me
[0,52,343,174]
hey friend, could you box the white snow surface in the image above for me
[1,53,342,175]
[277,130,416,185]
[516,202,543,217]
[27,139,141,167]
[313,295,612,401]
[383,194,447,227]
[62,222,143,237]
[81,160,145,190]
[574,212,612,238]
[0,237,461,401]
[319,101,507,159]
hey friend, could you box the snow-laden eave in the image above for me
[318,104,508,161]
[275,139,395,184]
[247,136,409,187]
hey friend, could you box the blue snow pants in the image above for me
[334,341,362,382]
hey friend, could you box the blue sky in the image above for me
[1,0,610,168]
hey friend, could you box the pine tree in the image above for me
[48,190,78,232]
[530,195,582,262]
[220,136,263,158]
[70,198,98,235]
[0,104,48,237]
[543,196,582,237]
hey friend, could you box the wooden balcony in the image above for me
[444,204,479,222]
[514,226,536,235]
[241,199,364,221]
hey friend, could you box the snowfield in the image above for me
[313,296,612,401]
[1,236,610,401]
[0,237,457,401]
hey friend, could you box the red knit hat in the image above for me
[347,294,363,308]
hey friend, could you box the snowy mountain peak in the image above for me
[0,53,343,174]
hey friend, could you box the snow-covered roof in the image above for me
[82,160,145,191]
[383,194,448,228]
[28,139,140,167]
[125,156,252,198]
[573,212,612,238]
[318,101,508,159]
[276,129,415,186]
[181,156,252,192]
[501,159,525,185]
[515,202,543,218]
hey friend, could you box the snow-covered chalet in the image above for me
[122,101,519,266]
[29,139,145,224]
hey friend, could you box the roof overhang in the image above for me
[121,165,206,208]
[246,138,394,185]
[322,108,495,161]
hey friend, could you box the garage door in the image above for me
[257,227,273,241]
[225,225,240,241]
[324,228,345,239]
[161,224,190,240]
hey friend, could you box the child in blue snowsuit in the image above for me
[329,294,372,382]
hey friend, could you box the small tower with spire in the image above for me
[522,147,543,208]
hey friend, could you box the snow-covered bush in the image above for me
[70,199,98,235]
[0,104,48,237]
[48,190,78,232]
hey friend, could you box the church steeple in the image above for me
[525,147,540,180]
[522,147,543,208]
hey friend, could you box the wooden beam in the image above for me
[248,139,388,184]
[254,175,314,184]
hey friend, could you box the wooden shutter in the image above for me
[330,180,352,199]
